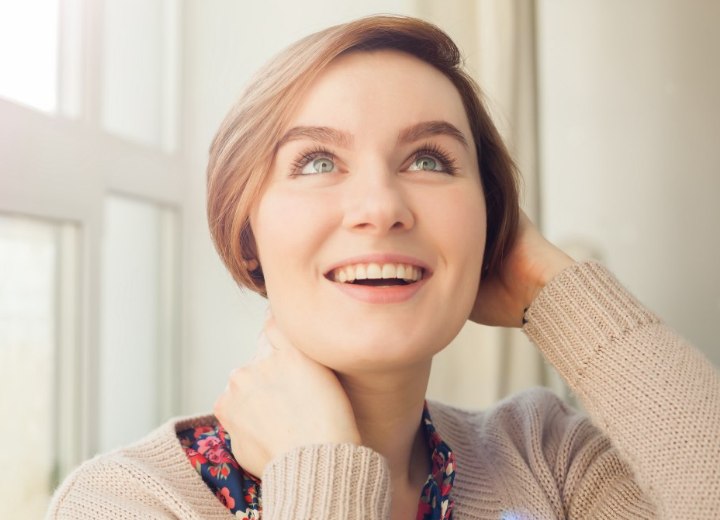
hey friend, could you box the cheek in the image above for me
[433,185,487,261]
[251,188,336,309]
[432,185,487,309]
[253,191,319,266]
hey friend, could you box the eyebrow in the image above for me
[276,120,469,150]
[397,120,469,149]
[276,126,353,149]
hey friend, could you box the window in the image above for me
[98,195,179,452]
[0,214,79,518]
[101,0,179,150]
[0,1,60,112]
[0,1,184,517]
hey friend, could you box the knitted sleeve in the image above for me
[523,261,720,519]
[46,419,239,520]
[260,444,392,519]
[46,457,185,519]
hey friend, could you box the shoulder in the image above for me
[429,387,579,434]
[47,415,224,519]
[431,387,615,466]
[483,388,614,466]
[429,388,597,465]
[429,389,653,518]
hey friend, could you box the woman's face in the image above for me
[251,50,486,373]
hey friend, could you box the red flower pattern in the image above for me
[178,402,454,519]
[215,486,235,509]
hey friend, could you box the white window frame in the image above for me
[0,0,184,482]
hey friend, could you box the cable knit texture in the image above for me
[46,262,720,519]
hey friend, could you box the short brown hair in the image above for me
[207,15,519,295]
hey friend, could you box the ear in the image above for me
[240,221,261,266]
[240,223,266,294]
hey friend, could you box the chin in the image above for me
[302,321,460,373]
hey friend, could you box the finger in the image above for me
[252,330,276,362]
[213,389,229,423]
[263,318,298,355]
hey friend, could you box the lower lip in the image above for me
[329,276,428,304]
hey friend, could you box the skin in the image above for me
[214,50,574,519]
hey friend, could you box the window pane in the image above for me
[98,195,179,453]
[101,0,179,151]
[0,0,59,112]
[0,215,68,519]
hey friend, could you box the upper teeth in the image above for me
[330,263,423,283]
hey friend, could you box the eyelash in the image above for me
[289,146,337,177]
[410,143,458,175]
[288,143,459,176]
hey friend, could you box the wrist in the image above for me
[529,249,576,304]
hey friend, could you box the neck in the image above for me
[337,359,432,490]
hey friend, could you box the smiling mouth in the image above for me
[326,262,425,286]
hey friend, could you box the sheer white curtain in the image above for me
[421,0,570,408]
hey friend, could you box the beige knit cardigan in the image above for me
[47,262,720,519]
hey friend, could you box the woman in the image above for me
[49,15,720,519]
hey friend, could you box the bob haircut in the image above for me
[207,15,519,296]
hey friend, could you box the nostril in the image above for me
[390,221,406,230]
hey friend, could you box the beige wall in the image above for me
[536,0,720,365]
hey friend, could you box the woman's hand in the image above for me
[470,211,576,328]
[213,314,361,478]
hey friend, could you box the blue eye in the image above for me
[409,155,441,172]
[406,145,457,175]
[302,157,335,174]
[292,151,337,176]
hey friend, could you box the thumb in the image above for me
[252,328,276,362]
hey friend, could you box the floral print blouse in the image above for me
[177,403,456,520]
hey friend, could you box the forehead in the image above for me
[288,49,471,138]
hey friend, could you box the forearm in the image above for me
[524,261,720,519]
[261,444,391,520]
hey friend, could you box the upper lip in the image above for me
[323,253,433,278]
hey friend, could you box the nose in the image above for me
[341,169,415,234]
